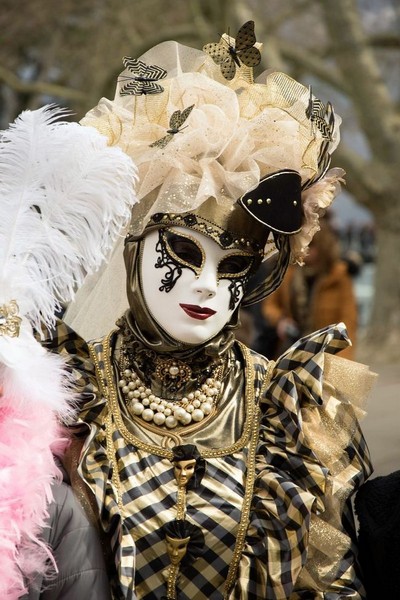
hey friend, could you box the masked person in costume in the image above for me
[44,21,377,600]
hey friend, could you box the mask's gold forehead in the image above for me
[132,198,268,258]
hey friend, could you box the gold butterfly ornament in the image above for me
[150,105,195,149]
[203,20,261,81]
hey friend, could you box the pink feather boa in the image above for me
[0,396,67,598]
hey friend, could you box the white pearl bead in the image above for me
[124,369,132,377]
[150,402,159,411]
[118,379,127,388]
[153,412,166,426]
[174,407,186,420]
[191,409,204,422]
[142,398,150,406]
[193,399,201,408]
[186,404,194,413]
[122,386,130,394]
[202,402,212,415]
[131,402,144,415]
[128,391,135,399]
[164,408,172,416]
[188,393,195,400]
[165,416,178,428]
[180,413,192,425]
[199,394,207,402]
[142,408,154,422]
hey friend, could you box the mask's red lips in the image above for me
[179,304,216,320]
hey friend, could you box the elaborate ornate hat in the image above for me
[82,22,343,256]
[66,21,344,336]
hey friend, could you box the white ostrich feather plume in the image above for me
[0,104,138,332]
[0,105,138,594]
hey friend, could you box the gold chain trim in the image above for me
[105,409,123,511]
[166,563,179,599]
[176,486,187,521]
[223,343,275,598]
[88,343,124,511]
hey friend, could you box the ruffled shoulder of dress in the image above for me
[268,321,352,407]
[259,322,376,497]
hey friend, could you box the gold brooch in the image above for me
[0,300,22,338]
[154,356,192,387]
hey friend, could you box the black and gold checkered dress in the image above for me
[53,321,372,600]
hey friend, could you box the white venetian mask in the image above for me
[140,226,254,345]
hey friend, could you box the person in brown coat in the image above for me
[261,218,358,360]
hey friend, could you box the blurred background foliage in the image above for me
[1,0,399,360]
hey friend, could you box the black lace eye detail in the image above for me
[155,230,183,293]
[218,254,254,279]
[228,279,247,310]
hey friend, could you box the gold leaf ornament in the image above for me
[0,300,22,338]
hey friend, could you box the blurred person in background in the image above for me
[261,217,358,359]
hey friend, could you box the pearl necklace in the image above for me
[118,368,222,429]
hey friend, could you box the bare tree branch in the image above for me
[0,64,86,102]
[320,0,400,162]
[368,33,400,49]
[277,41,348,92]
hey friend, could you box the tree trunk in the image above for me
[359,202,400,363]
